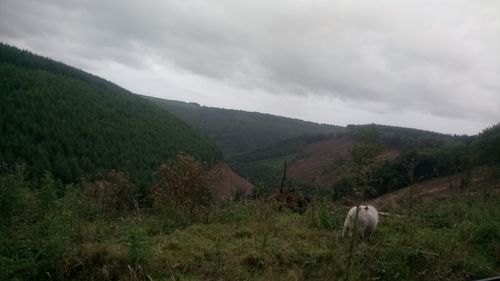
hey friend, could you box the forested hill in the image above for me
[230,122,500,191]
[143,97,344,157]
[0,43,222,188]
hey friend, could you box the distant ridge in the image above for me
[143,96,344,157]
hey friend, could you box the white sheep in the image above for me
[342,205,379,239]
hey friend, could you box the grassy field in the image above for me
[123,196,500,281]
[1,171,499,281]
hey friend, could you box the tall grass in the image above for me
[1,171,499,280]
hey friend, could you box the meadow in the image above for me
[2,169,498,281]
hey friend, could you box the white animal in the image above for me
[342,205,379,239]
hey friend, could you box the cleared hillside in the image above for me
[232,125,467,192]
[210,163,254,201]
[0,44,222,188]
[372,165,500,208]
[287,136,399,189]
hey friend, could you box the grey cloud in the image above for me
[1,0,499,128]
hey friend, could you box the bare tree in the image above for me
[272,161,311,213]
[447,149,471,193]
[402,157,420,215]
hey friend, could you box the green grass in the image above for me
[1,173,499,280]
[72,198,500,280]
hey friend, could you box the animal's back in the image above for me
[363,205,379,233]
[343,205,379,238]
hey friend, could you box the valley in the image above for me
[1,44,499,281]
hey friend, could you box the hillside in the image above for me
[232,125,468,191]
[0,44,222,188]
[232,134,398,192]
[287,137,399,189]
[143,97,343,157]
[372,165,500,208]
[210,163,255,201]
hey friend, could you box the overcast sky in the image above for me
[1,0,499,135]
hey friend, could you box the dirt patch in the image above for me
[371,165,500,209]
[210,163,254,201]
[287,136,399,189]
[287,137,352,188]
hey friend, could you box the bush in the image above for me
[152,152,213,221]
[85,170,135,215]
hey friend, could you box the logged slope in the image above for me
[371,165,500,208]
[233,134,398,189]
[0,44,222,187]
[286,137,356,189]
[232,125,471,193]
[144,97,343,157]
[210,163,254,201]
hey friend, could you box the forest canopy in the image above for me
[0,43,222,190]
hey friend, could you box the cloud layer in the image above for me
[1,0,499,134]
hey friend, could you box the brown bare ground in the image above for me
[287,136,399,189]
[371,165,500,210]
[287,137,352,188]
[210,163,254,201]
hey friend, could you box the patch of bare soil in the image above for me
[371,165,500,209]
[210,163,254,201]
[287,136,399,189]
[287,137,353,188]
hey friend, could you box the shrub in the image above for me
[85,170,135,214]
[152,152,213,220]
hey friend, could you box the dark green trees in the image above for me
[0,43,222,189]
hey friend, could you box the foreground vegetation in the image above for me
[1,165,498,281]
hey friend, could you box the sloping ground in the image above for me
[39,195,500,281]
[372,165,500,209]
[145,97,343,157]
[3,166,500,280]
[210,163,254,201]
[0,44,221,187]
[287,137,352,188]
[288,136,399,189]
